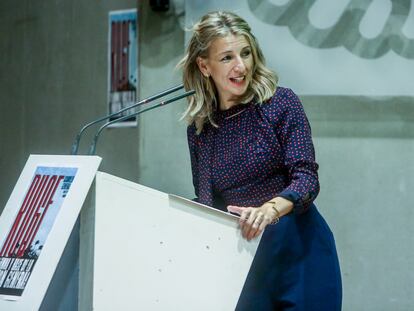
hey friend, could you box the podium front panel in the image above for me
[94,172,260,311]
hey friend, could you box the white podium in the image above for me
[84,172,260,311]
[0,155,261,310]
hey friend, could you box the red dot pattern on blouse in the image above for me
[187,87,320,213]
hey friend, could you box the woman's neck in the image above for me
[219,95,239,111]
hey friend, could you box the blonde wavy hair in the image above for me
[177,11,278,134]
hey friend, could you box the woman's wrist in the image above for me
[261,197,294,224]
[261,201,281,224]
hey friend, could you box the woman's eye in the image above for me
[221,55,232,62]
[242,50,251,58]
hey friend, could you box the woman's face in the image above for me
[197,34,253,109]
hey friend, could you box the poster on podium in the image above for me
[0,155,101,311]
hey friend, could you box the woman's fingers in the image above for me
[234,206,249,222]
[244,209,266,240]
[247,212,263,240]
[242,209,256,238]
[227,205,244,215]
[249,213,274,240]
[228,205,275,241]
[258,214,272,231]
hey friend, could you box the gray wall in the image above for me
[137,0,193,199]
[0,0,140,310]
[308,97,414,310]
[0,0,140,213]
[1,1,413,311]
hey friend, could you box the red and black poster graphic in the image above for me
[108,9,138,125]
[0,166,77,297]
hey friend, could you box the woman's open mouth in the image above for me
[229,76,246,86]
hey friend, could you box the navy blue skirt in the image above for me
[236,204,342,311]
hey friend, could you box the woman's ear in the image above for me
[196,56,210,78]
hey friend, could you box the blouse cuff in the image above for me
[277,189,315,214]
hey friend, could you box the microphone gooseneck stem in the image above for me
[70,83,184,155]
[88,90,195,155]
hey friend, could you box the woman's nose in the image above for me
[233,56,246,73]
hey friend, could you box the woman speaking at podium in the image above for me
[178,11,342,311]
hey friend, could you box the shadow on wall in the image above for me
[140,0,184,68]
[302,95,414,139]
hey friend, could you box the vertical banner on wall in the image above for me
[0,167,77,297]
[108,9,138,127]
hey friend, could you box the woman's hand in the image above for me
[227,203,277,241]
[227,197,294,241]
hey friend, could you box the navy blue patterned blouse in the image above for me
[187,87,319,214]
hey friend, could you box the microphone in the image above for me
[88,89,195,155]
[70,84,184,155]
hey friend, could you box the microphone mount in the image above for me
[70,84,185,155]
[88,89,195,155]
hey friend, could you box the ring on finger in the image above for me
[255,214,263,223]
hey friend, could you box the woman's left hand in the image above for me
[227,197,294,241]
[227,204,277,241]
